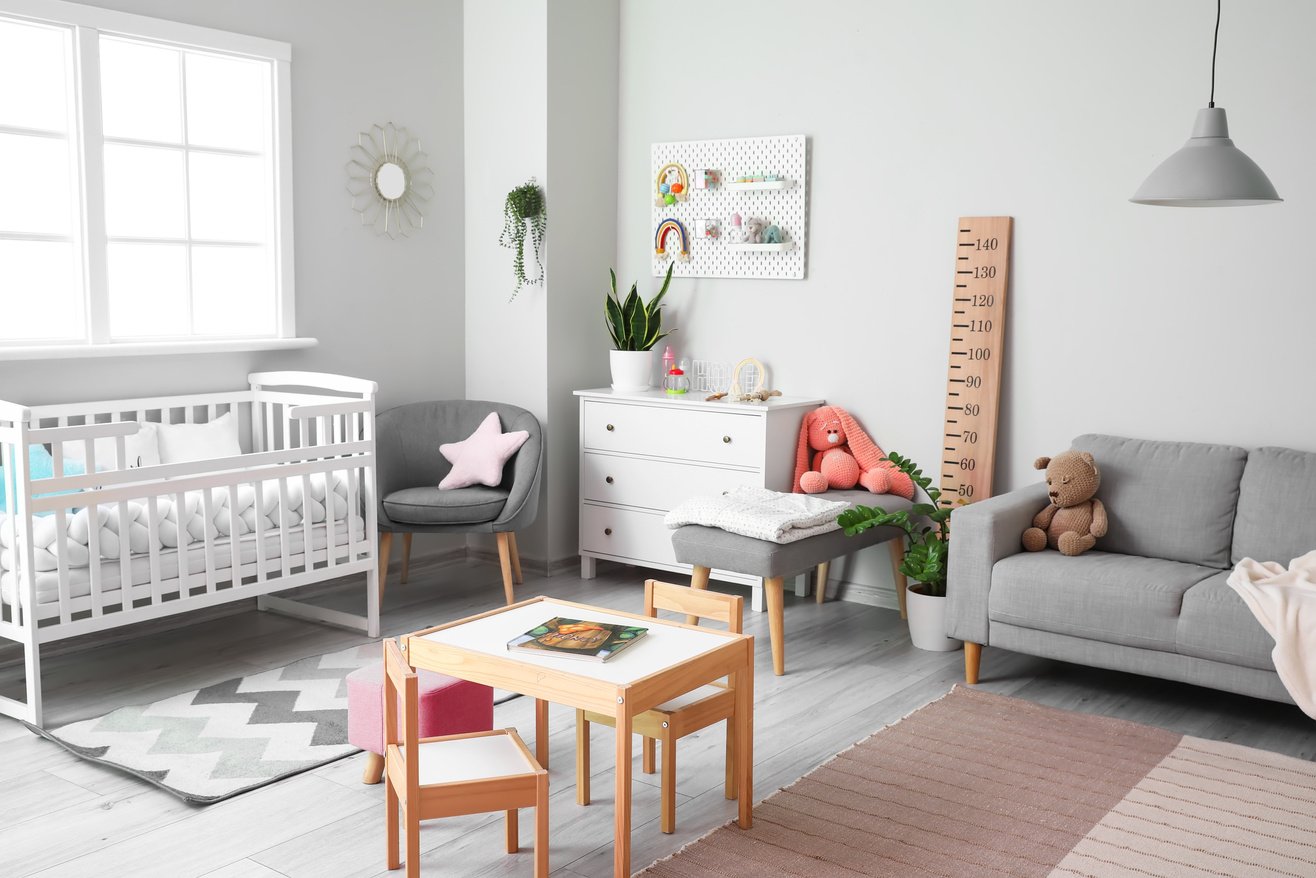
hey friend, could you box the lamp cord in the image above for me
[1209,0,1221,107]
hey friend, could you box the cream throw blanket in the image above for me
[1227,550,1316,720]
[664,487,849,544]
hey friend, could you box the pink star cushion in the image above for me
[438,412,530,490]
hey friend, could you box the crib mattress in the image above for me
[1,516,365,610]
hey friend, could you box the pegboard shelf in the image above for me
[726,180,793,191]
[652,134,807,280]
[729,242,795,252]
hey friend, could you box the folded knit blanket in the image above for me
[664,487,850,544]
[1227,550,1316,720]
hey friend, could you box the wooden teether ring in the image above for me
[728,357,766,397]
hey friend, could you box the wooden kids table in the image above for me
[405,596,755,877]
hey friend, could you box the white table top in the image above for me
[418,599,735,686]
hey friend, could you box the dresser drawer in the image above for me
[582,452,760,511]
[582,401,764,466]
[580,503,679,566]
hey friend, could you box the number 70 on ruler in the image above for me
[941,216,1012,504]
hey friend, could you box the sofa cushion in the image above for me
[383,486,508,525]
[988,551,1216,652]
[1231,447,1316,565]
[1175,571,1275,671]
[1071,434,1246,568]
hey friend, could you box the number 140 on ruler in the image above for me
[941,216,1012,505]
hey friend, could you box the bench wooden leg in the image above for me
[888,539,909,619]
[965,642,982,684]
[362,751,384,784]
[765,576,785,675]
[687,565,711,625]
[815,561,830,604]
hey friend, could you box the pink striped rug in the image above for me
[641,686,1316,878]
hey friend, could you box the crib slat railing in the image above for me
[227,486,242,590]
[202,488,218,595]
[253,479,266,584]
[175,490,191,598]
[277,477,292,579]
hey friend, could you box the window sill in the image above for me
[0,337,318,361]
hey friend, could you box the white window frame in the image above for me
[0,0,307,360]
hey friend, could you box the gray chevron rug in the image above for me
[29,643,380,804]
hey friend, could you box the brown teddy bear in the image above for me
[1022,450,1108,556]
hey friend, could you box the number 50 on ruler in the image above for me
[941,216,1012,505]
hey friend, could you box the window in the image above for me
[0,1,293,352]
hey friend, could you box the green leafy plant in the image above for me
[500,179,546,300]
[605,263,674,351]
[837,451,956,597]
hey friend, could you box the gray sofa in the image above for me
[947,434,1316,705]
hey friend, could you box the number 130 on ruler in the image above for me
[940,216,1012,506]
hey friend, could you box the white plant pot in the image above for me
[609,349,653,392]
[906,584,962,652]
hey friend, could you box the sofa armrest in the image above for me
[946,482,1048,645]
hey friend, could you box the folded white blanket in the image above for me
[664,487,850,544]
[1227,550,1316,720]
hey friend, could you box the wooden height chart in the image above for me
[940,216,1012,506]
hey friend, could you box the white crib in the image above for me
[0,371,380,726]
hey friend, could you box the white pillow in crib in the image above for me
[62,421,161,473]
[158,413,242,464]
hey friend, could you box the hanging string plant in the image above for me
[500,178,547,300]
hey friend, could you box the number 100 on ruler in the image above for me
[941,216,1012,505]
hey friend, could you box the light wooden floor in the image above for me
[0,557,1311,878]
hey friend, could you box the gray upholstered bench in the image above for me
[671,490,911,675]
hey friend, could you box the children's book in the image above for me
[507,617,648,663]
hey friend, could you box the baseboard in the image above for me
[832,578,900,611]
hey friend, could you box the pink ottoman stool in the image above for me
[346,661,494,784]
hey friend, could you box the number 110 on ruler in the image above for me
[941,216,1012,505]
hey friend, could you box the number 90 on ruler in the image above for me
[941,216,1012,505]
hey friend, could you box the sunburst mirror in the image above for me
[346,122,434,238]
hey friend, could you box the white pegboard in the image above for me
[650,134,807,280]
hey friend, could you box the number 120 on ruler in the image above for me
[941,216,1012,505]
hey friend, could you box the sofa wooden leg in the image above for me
[765,576,786,675]
[400,533,413,584]
[965,642,982,684]
[496,532,516,605]
[362,751,384,784]
[687,565,711,625]
[888,540,909,619]
[377,531,393,602]
[815,561,830,604]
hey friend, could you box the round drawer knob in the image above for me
[723,435,732,444]
[604,527,613,536]
[606,423,615,432]
[605,476,614,484]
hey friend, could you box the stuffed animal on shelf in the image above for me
[743,217,765,244]
[1022,450,1108,556]
[762,225,783,244]
[792,405,915,498]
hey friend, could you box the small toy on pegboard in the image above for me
[655,163,689,207]
[692,169,719,189]
[654,218,691,262]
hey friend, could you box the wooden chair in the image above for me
[384,640,548,877]
[574,580,743,834]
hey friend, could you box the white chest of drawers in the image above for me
[575,388,823,608]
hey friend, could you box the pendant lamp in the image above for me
[1130,0,1281,207]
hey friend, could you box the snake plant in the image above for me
[605,263,674,351]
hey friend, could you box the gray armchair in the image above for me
[375,400,543,604]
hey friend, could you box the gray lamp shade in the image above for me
[1131,107,1281,207]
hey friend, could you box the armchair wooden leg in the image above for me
[400,533,412,585]
[660,732,676,834]
[815,561,831,604]
[377,531,393,603]
[642,736,656,775]
[576,709,591,805]
[687,565,711,625]
[765,576,786,676]
[888,539,909,620]
[965,642,983,684]
[496,532,516,605]
[508,532,524,584]
[362,751,384,784]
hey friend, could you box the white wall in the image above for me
[617,0,1316,602]
[1,0,466,414]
